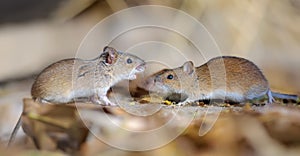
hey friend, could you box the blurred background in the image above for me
[1,0,300,91]
[0,0,300,151]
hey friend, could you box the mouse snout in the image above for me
[137,59,146,67]
[139,62,146,69]
[135,62,146,72]
[140,59,146,65]
[154,76,161,83]
[141,76,155,90]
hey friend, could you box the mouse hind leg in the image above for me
[267,89,275,104]
[244,88,274,104]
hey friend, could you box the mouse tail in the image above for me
[271,91,299,101]
[7,116,22,147]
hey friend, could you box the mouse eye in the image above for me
[127,58,132,64]
[167,74,173,80]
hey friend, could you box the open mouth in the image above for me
[135,63,145,72]
[128,63,145,80]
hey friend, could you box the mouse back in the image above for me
[31,59,75,103]
[206,56,269,96]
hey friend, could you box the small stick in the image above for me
[7,116,22,147]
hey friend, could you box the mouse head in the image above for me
[103,46,145,81]
[145,61,196,94]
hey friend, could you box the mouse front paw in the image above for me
[91,94,117,106]
[177,102,188,106]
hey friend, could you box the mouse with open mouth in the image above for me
[31,46,145,106]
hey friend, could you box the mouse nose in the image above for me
[154,76,161,83]
[142,76,155,90]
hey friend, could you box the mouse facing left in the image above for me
[143,56,298,105]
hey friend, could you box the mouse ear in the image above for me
[183,61,195,75]
[103,46,118,64]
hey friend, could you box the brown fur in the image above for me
[31,47,145,105]
[145,56,270,103]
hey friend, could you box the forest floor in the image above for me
[1,79,300,156]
